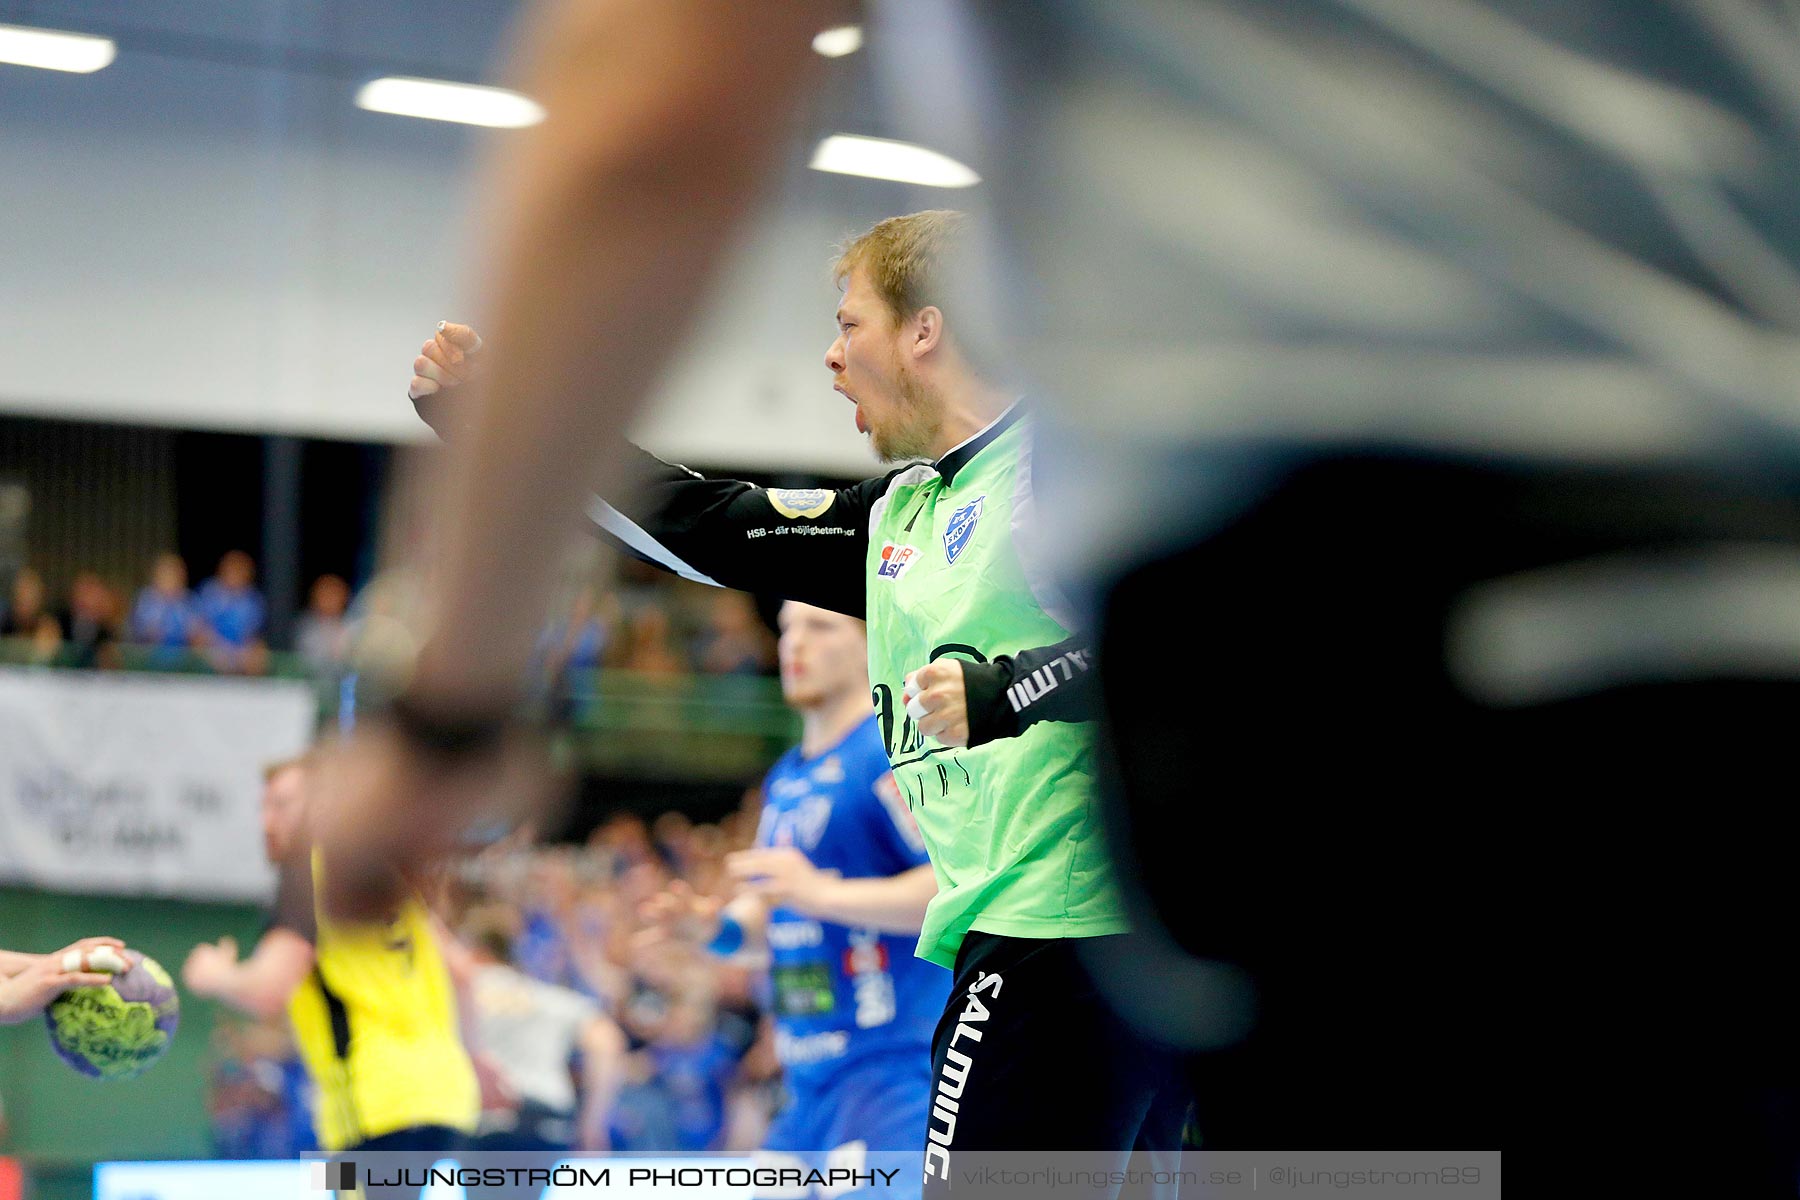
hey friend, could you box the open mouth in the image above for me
[837,384,866,434]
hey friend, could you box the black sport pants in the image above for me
[922,932,1186,1196]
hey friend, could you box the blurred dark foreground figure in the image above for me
[918,0,1800,1185]
[1089,452,1800,1170]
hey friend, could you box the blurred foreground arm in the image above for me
[415,0,844,704]
[321,0,844,915]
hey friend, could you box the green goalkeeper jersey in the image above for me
[861,411,1128,965]
[587,404,1127,967]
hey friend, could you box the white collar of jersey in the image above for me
[935,399,1026,486]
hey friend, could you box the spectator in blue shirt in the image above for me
[128,554,196,663]
[535,585,612,719]
[195,551,267,674]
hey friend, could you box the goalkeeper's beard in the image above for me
[871,366,943,464]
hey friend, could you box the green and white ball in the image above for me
[44,950,180,1080]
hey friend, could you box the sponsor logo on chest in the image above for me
[766,793,831,851]
[844,928,898,1029]
[758,776,832,851]
[767,919,825,950]
[876,542,922,581]
[776,1028,850,1065]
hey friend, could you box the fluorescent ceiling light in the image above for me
[810,134,980,188]
[0,23,115,73]
[812,25,864,58]
[355,76,544,129]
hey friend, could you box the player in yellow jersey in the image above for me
[184,754,480,1189]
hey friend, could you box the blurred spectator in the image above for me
[540,586,611,677]
[537,585,614,718]
[0,567,57,641]
[589,812,660,878]
[633,996,757,1152]
[615,605,687,676]
[457,905,627,1153]
[611,556,678,615]
[295,574,352,673]
[512,850,582,991]
[194,550,267,674]
[610,957,728,1152]
[717,1016,782,1152]
[443,813,772,1151]
[0,568,64,665]
[566,876,631,1010]
[128,554,195,661]
[606,1053,684,1150]
[652,812,696,873]
[25,614,62,662]
[694,591,776,676]
[65,571,121,670]
[206,1016,315,1160]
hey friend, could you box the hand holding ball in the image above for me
[45,949,180,1080]
[62,945,128,974]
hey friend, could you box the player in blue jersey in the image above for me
[645,600,947,1197]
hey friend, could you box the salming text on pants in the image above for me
[922,932,1185,1196]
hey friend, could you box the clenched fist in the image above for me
[903,660,973,747]
[408,321,486,402]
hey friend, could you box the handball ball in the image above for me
[44,950,180,1080]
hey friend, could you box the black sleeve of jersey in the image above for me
[407,388,894,617]
[597,443,899,619]
[960,635,1096,747]
[265,843,317,945]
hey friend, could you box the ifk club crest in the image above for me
[944,495,986,564]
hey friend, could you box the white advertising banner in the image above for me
[0,668,315,901]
